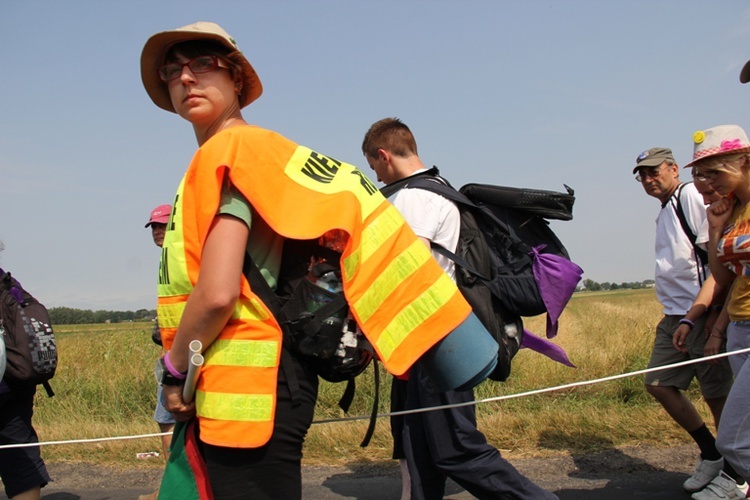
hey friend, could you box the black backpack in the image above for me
[0,269,57,396]
[381,167,580,382]
[243,237,379,446]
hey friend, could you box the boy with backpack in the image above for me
[362,118,557,500]
[0,242,52,500]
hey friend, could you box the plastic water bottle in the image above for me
[305,270,345,328]
[314,271,343,293]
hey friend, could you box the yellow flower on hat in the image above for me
[693,131,706,144]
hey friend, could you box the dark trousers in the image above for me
[390,377,409,460]
[201,352,319,500]
[403,363,557,500]
[0,384,51,499]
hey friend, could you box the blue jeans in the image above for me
[717,321,750,483]
[154,384,176,425]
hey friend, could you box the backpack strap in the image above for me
[379,166,440,198]
[671,182,709,275]
[244,247,380,445]
[42,381,54,398]
[242,254,302,408]
[359,358,379,448]
[403,176,535,275]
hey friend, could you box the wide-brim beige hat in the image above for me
[684,124,750,169]
[141,21,262,113]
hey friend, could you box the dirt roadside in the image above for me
[3,444,700,499]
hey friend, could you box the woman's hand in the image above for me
[707,197,733,232]
[163,384,196,421]
[704,333,724,366]
[672,324,691,353]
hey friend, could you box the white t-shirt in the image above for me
[654,182,709,315]
[388,176,461,281]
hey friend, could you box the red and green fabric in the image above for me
[158,419,213,500]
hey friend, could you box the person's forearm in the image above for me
[708,233,735,287]
[168,289,235,373]
[684,275,717,322]
[167,214,249,373]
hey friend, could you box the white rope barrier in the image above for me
[2,346,749,450]
[315,346,750,423]
[0,432,170,450]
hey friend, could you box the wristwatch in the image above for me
[154,356,186,386]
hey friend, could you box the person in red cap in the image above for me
[141,204,173,500]
[145,204,171,248]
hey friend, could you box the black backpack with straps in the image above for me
[381,167,580,382]
[0,269,57,397]
[672,182,709,272]
[243,237,379,447]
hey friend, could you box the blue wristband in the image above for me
[678,318,695,330]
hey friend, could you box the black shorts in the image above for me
[200,352,319,500]
[0,383,51,498]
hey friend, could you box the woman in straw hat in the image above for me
[140,21,476,500]
[688,124,750,500]
[140,22,319,499]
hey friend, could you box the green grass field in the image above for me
[31,288,711,469]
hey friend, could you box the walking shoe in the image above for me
[138,488,159,500]
[691,472,749,500]
[684,457,725,492]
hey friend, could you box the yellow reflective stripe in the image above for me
[158,178,192,295]
[159,296,268,332]
[354,239,431,323]
[156,301,186,329]
[376,272,457,361]
[196,390,273,422]
[232,297,270,322]
[204,339,279,368]
[344,205,404,279]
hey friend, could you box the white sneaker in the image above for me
[691,472,749,500]
[684,457,725,492]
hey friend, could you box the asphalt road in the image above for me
[1,444,702,499]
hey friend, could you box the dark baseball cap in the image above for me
[741,59,750,84]
[633,147,675,174]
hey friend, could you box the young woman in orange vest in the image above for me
[141,22,320,499]
[140,22,476,499]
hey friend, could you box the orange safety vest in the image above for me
[157,125,471,448]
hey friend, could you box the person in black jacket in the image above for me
[0,242,51,500]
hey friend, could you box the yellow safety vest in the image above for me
[157,125,470,447]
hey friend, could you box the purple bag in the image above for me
[531,246,584,338]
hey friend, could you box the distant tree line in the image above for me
[49,278,650,323]
[580,279,655,292]
[49,307,156,325]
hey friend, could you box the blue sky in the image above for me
[2,0,750,311]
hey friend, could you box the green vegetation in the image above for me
[48,307,156,325]
[33,289,711,469]
[580,278,655,291]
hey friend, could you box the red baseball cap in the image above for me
[145,204,171,228]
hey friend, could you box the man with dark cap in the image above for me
[634,148,735,495]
